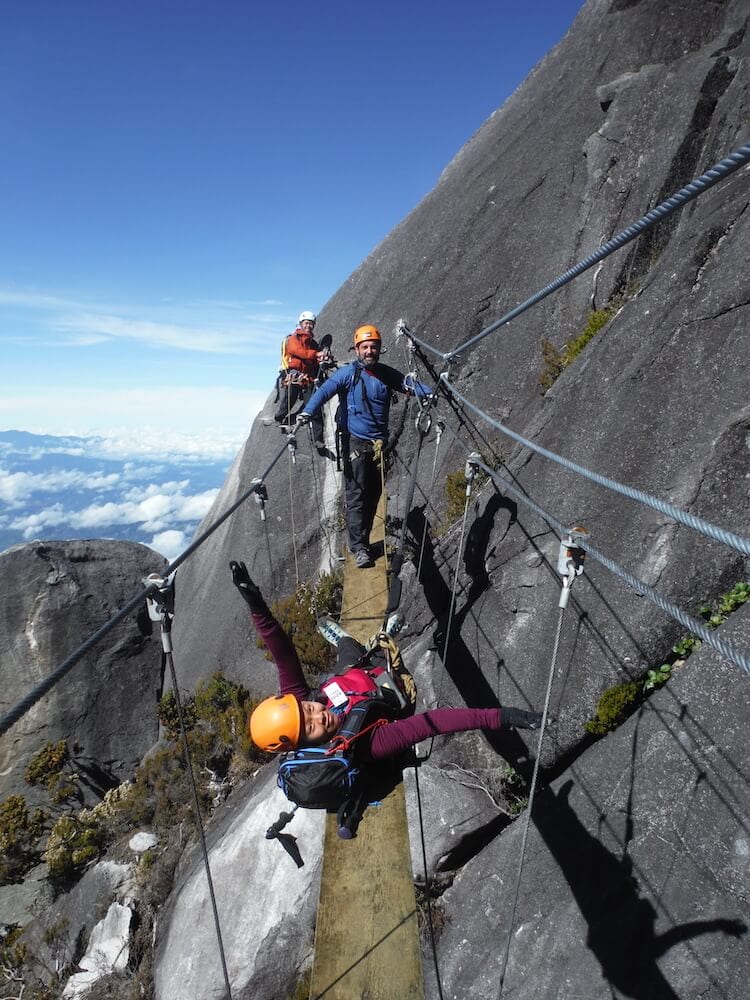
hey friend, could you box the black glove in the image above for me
[502,707,544,730]
[230,561,268,614]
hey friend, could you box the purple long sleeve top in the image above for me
[252,609,504,761]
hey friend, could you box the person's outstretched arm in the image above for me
[300,364,349,418]
[230,560,310,701]
[367,706,541,760]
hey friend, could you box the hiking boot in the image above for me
[385,612,405,637]
[354,548,374,569]
[317,616,353,648]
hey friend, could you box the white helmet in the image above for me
[298,311,316,325]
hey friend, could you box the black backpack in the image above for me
[266,663,413,854]
[276,696,396,811]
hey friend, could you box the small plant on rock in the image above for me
[538,306,615,393]
[43,810,105,886]
[24,740,79,805]
[0,794,47,885]
[585,680,641,736]
[157,690,197,741]
[261,571,343,678]
[643,664,672,692]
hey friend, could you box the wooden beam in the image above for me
[309,498,424,999]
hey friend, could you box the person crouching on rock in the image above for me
[230,560,543,756]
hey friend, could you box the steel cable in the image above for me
[405,142,750,364]
[444,425,750,676]
[498,604,564,998]
[0,439,290,738]
[442,376,750,559]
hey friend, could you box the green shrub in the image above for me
[263,571,343,678]
[24,740,79,804]
[585,680,641,736]
[700,581,750,627]
[498,766,529,816]
[538,307,615,393]
[44,811,105,885]
[441,453,497,531]
[0,794,47,884]
[157,690,197,740]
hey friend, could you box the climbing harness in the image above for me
[497,528,586,998]
[144,573,234,1000]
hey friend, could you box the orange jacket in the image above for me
[283,328,320,376]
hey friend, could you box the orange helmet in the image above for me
[353,325,381,347]
[248,694,302,752]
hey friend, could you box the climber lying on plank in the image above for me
[230,560,542,758]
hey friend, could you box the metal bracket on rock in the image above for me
[144,572,176,651]
[287,431,298,464]
[557,526,588,609]
[465,451,482,496]
[415,406,432,436]
[251,477,268,521]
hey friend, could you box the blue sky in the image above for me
[1,0,584,451]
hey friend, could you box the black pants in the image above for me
[274,381,323,442]
[343,435,382,553]
[336,637,386,673]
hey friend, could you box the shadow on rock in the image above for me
[533,779,746,999]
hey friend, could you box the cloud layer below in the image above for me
[0,429,236,561]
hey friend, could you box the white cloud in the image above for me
[148,530,188,561]
[0,468,121,505]
[9,485,220,539]
[1,284,289,355]
[54,312,255,354]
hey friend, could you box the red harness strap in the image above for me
[325,717,388,755]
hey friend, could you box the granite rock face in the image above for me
[9,1,750,998]
[425,604,750,1000]
[0,540,166,809]
[158,1,750,996]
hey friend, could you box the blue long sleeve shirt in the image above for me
[302,361,431,441]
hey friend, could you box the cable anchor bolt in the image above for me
[144,572,176,651]
[557,526,588,609]
[251,478,268,521]
[395,317,411,340]
[415,405,432,436]
[465,451,482,496]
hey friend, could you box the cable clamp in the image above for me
[415,407,432,435]
[557,526,588,609]
[287,433,298,465]
[251,478,268,521]
[144,572,176,650]
[465,451,481,495]
[395,317,411,340]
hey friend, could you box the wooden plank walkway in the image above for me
[309,498,424,999]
